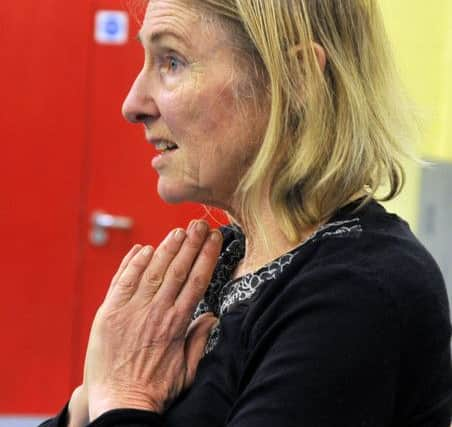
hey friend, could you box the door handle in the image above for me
[90,211,134,246]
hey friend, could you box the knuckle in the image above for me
[162,241,179,256]
[117,276,135,291]
[148,308,183,340]
[188,273,208,295]
[184,236,203,250]
[148,312,165,331]
[143,283,161,298]
[169,264,188,284]
[200,242,221,258]
[174,305,191,325]
[164,308,187,338]
[143,269,163,288]
[164,306,179,325]
[153,249,164,261]
[129,257,146,270]
[174,300,196,320]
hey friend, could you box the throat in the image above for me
[231,260,251,281]
[230,225,322,282]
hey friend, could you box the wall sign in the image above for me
[95,10,129,45]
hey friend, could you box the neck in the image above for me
[227,190,367,279]
[227,197,320,280]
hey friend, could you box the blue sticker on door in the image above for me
[95,11,129,45]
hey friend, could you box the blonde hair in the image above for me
[147,0,418,245]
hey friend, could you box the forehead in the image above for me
[140,0,205,45]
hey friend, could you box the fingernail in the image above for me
[209,230,222,242]
[174,229,186,242]
[196,221,208,233]
[142,246,152,256]
[130,244,141,254]
[188,220,197,232]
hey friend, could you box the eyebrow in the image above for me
[136,30,192,49]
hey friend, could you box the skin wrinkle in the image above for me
[194,25,264,185]
[191,0,266,109]
[145,0,262,112]
[145,0,199,45]
[123,0,270,249]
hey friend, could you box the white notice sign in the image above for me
[95,10,129,45]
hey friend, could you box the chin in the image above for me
[156,179,221,207]
[157,180,198,205]
[157,185,185,205]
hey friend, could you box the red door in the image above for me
[0,0,92,414]
[71,0,222,391]
[0,0,226,415]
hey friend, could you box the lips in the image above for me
[148,138,179,153]
[151,140,179,169]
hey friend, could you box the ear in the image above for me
[312,43,327,73]
[290,42,327,73]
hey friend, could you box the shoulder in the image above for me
[236,202,451,426]
[247,200,450,349]
[303,200,447,307]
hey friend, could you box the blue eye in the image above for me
[168,57,180,71]
[159,55,183,74]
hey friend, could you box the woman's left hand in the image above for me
[84,221,222,421]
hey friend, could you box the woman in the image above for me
[41,0,452,426]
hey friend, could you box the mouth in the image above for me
[156,140,178,153]
[150,138,179,153]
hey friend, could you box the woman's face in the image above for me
[122,0,268,210]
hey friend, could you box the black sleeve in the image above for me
[37,404,164,427]
[38,404,68,427]
[392,255,452,427]
[85,409,164,427]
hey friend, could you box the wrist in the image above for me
[89,389,162,421]
[68,385,89,427]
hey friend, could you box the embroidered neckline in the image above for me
[196,215,364,355]
[194,217,363,320]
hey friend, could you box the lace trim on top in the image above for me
[194,218,362,319]
[195,217,363,354]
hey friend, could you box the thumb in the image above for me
[184,313,219,387]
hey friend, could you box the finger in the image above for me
[187,219,197,230]
[184,313,219,387]
[137,220,211,307]
[175,230,223,320]
[105,245,154,308]
[106,244,143,299]
[130,227,189,304]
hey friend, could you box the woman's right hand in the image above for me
[67,244,146,426]
[68,385,89,427]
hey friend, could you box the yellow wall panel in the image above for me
[378,0,452,229]
[438,2,452,159]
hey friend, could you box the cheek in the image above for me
[195,85,238,138]
[159,80,238,144]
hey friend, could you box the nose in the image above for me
[122,69,160,125]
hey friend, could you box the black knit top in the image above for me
[42,199,452,427]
